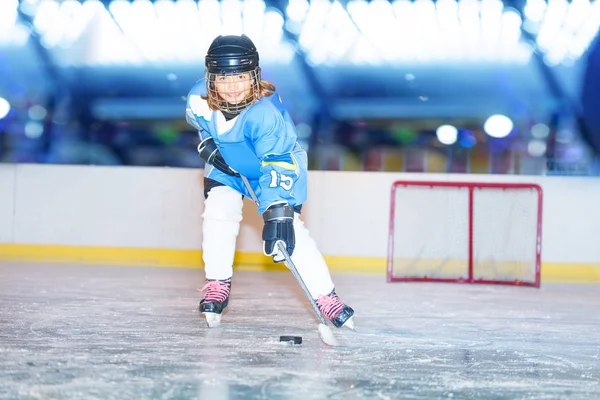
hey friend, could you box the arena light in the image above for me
[262,10,285,45]
[564,0,590,32]
[500,10,523,46]
[175,0,208,58]
[527,139,547,156]
[524,0,546,24]
[368,0,401,62]
[525,0,600,65]
[286,0,309,22]
[29,0,96,50]
[130,0,163,61]
[220,0,244,35]
[0,97,10,119]
[329,1,360,57]
[197,0,222,35]
[484,114,514,138]
[348,0,396,63]
[24,121,44,139]
[480,0,503,48]
[298,0,332,51]
[534,0,568,52]
[347,35,381,64]
[438,0,465,61]
[0,0,18,45]
[458,0,480,38]
[436,124,459,145]
[88,2,143,65]
[28,105,47,121]
[531,123,550,139]
[154,0,189,61]
[242,0,265,46]
[305,0,359,64]
[23,0,539,66]
[61,1,97,48]
[32,0,59,34]
[261,9,295,63]
[0,0,29,47]
[302,0,533,64]
[2,0,539,66]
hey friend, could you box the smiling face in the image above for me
[204,68,264,113]
[214,73,253,105]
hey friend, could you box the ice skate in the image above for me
[317,291,355,330]
[198,278,231,328]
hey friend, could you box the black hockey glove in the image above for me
[262,203,295,263]
[197,137,239,177]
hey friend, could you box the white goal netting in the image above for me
[388,182,542,287]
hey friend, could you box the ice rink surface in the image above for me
[1,262,599,400]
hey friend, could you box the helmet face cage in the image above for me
[205,67,261,114]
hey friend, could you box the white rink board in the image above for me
[0,165,16,243]
[0,164,599,264]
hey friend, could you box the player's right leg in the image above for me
[199,178,243,327]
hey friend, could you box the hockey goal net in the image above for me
[387,181,543,287]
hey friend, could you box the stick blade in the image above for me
[318,323,339,346]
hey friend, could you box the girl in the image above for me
[185,34,355,330]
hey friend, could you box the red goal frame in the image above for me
[387,181,543,288]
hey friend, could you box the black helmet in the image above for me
[205,34,259,75]
[204,34,262,113]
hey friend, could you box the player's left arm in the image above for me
[251,113,301,211]
[249,111,302,261]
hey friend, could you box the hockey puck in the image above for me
[279,336,302,344]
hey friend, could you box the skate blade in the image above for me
[204,312,222,328]
[342,316,356,331]
[318,323,339,346]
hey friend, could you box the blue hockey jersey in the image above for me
[185,79,308,214]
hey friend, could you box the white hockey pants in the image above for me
[202,184,335,299]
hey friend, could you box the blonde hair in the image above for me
[202,77,276,112]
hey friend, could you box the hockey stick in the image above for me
[239,175,339,347]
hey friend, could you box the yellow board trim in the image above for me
[0,244,599,284]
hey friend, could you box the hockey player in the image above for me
[185,34,355,330]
